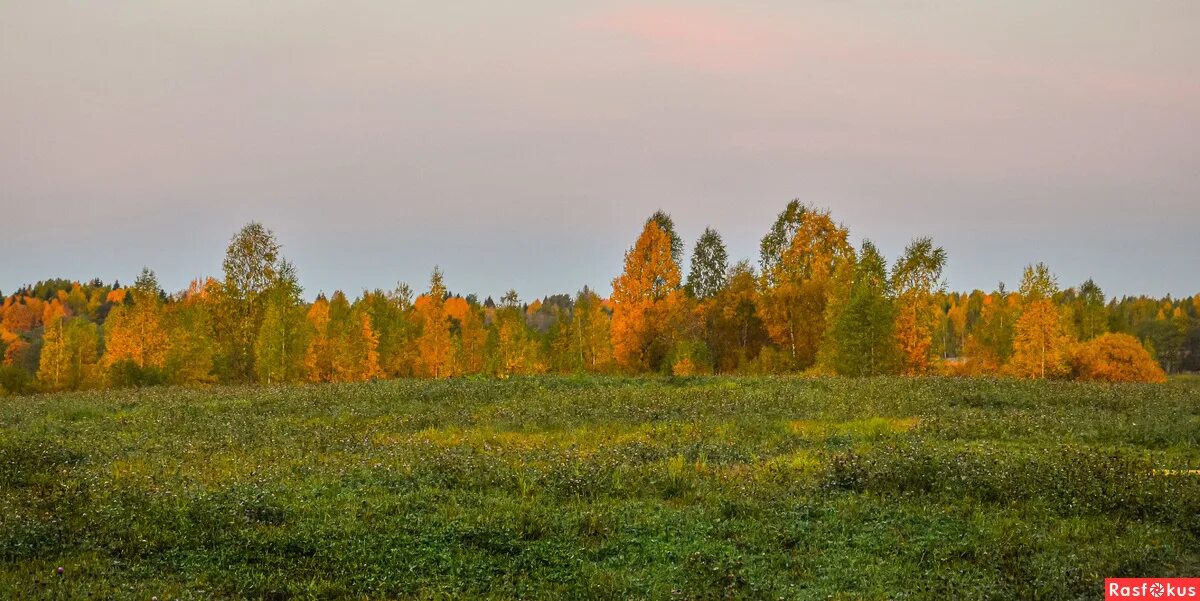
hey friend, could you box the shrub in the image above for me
[0,366,33,396]
[744,346,792,375]
[667,340,712,376]
[1071,333,1167,383]
[107,359,168,388]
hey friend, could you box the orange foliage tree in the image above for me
[2,297,39,333]
[610,217,685,372]
[756,202,853,371]
[891,237,947,375]
[457,300,487,375]
[705,261,768,372]
[1071,333,1166,383]
[356,285,420,378]
[0,326,24,367]
[303,295,334,382]
[489,290,544,376]
[103,269,170,371]
[302,291,382,383]
[963,286,1019,373]
[416,268,454,378]
[348,310,382,381]
[1009,264,1074,379]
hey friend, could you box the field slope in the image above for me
[2,377,1199,599]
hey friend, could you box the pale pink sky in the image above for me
[2,2,1197,298]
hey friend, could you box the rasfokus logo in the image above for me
[1106,579,1200,599]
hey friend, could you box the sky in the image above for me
[2,1,1198,301]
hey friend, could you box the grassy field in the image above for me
[1,377,1198,599]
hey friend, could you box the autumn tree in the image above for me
[946,296,968,358]
[1,300,35,372]
[303,295,335,382]
[415,268,454,378]
[648,209,684,267]
[2,297,39,333]
[964,283,1018,371]
[756,201,854,370]
[163,280,217,385]
[611,217,686,372]
[1071,333,1166,383]
[0,326,24,369]
[219,222,286,382]
[254,261,307,384]
[65,283,89,317]
[358,285,420,377]
[1185,295,1200,372]
[356,310,382,380]
[550,287,613,373]
[489,290,525,376]
[758,200,806,276]
[1009,263,1074,379]
[831,241,899,376]
[1071,278,1109,341]
[45,298,69,325]
[547,311,575,374]
[686,228,729,300]
[334,296,382,382]
[456,299,487,375]
[0,298,36,373]
[815,252,857,372]
[328,291,380,381]
[486,290,546,376]
[301,290,384,383]
[103,268,170,374]
[1135,304,1189,374]
[891,237,947,375]
[37,300,70,389]
[38,306,100,391]
[1021,263,1058,300]
[301,289,384,383]
[705,261,768,372]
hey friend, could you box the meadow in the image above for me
[1,376,1198,599]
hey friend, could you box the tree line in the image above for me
[1,202,1193,394]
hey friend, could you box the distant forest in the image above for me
[1,201,1194,394]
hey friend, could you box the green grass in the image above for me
[2,376,1198,599]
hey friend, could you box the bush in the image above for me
[666,340,712,376]
[0,366,33,396]
[107,359,168,388]
[1071,333,1166,383]
[744,346,793,375]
